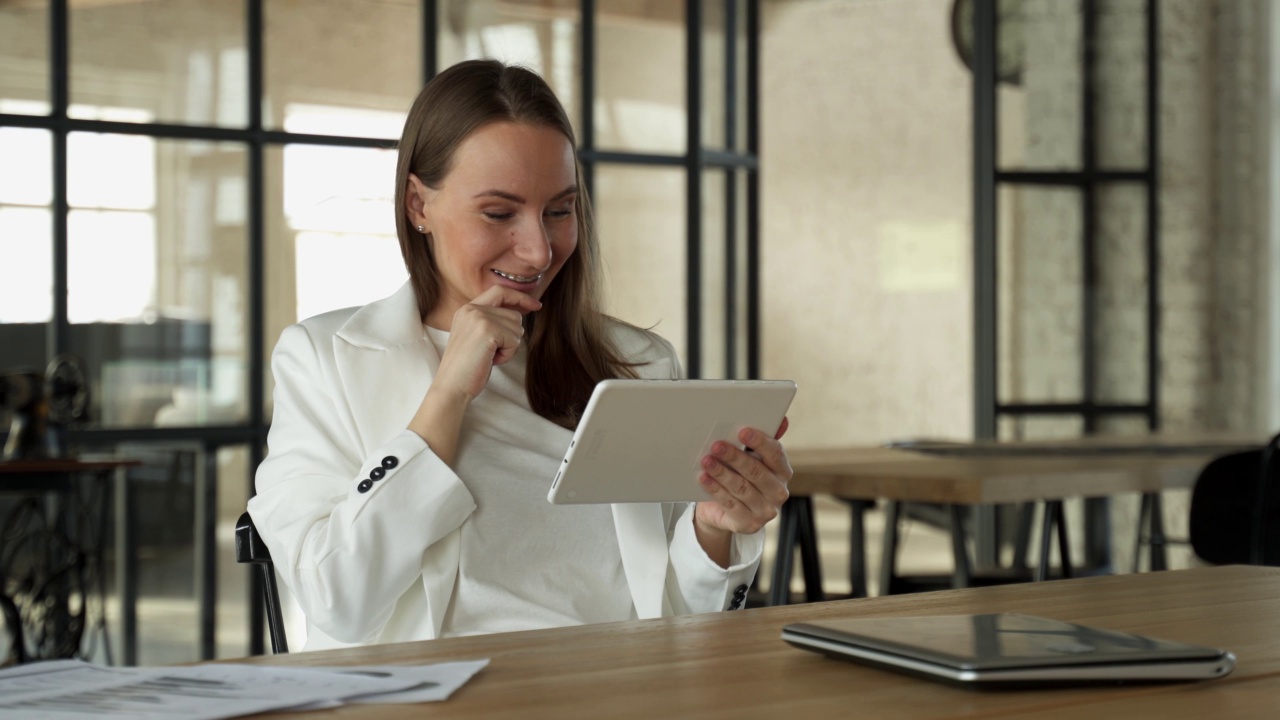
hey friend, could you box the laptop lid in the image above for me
[782,613,1235,686]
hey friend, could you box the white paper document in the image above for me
[0,658,489,719]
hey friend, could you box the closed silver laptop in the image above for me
[782,613,1235,686]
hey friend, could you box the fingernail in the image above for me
[701,455,717,470]
[699,474,715,488]
[740,428,756,443]
[712,442,728,457]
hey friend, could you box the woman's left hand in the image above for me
[694,418,792,564]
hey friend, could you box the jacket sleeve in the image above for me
[666,504,765,613]
[247,323,476,643]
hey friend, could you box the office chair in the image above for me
[1189,433,1280,566]
[234,511,289,653]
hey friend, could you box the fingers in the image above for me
[738,426,794,484]
[471,285,544,313]
[775,416,790,440]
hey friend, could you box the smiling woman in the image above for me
[247,59,794,651]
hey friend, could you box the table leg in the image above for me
[1036,501,1056,583]
[768,497,799,606]
[878,501,902,596]
[1055,501,1073,579]
[848,501,869,598]
[1146,492,1167,571]
[949,505,971,589]
[795,497,824,602]
[114,466,136,666]
[193,448,218,660]
[1133,493,1152,573]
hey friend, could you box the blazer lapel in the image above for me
[612,503,669,619]
[332,282,438,455]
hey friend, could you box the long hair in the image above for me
[394,59,637,428]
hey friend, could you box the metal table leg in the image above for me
[949,505,972,589]
[114,466,136,665]
[878,501,902,595]
[794,497,824,602]
[768,497,799,606]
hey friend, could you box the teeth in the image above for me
[493,269,542,283]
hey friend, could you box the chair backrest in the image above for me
[1189,433,1280,566]
[234,511,289,653]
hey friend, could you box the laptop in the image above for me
[782,613,1235,687]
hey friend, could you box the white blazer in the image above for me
[249,282,762,651]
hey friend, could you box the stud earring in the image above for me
[416,225,425,233]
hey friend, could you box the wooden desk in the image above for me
[231,566,1280,719]
[775,435,1268,603]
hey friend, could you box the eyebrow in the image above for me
[472,185,578,203]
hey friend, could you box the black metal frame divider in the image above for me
[972,0,1162,575]
[1,0,761,658]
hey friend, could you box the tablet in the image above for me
[546,379,797,504]
[782,613,1236,687]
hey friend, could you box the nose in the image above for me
[512,219,553,272]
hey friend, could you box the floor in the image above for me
[55,492,1198,665]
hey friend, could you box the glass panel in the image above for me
[997,185,1082,404]
[0,0,49,115]
[69,0,247,127]
[734,1,749,155]
[263,143,405,420]
[264,0,420,137]
[996,0,1082,171]
[1093,184,1148,404]
[701,170,727,379]
[594,0,684,154]
[762,0,972,446]
[0,128,52,331]
[1094,0,1148,171]
[67,136,248,429]
[104,442,251,664]
[437,0,580,138]
[593,165,686,369]
[701,0,726,150]
[733,170,750,377]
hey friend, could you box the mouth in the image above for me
[492,269,544,284]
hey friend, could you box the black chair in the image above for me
[234,511,289,653]
[1189,433,1280,566]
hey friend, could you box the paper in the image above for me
[0,658,489,719]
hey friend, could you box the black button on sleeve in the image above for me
[357,479,373,493]
[381,456,399,470]
[733,584,749,596]
[370,466,386,481]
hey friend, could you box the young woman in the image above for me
[249,59,793,650]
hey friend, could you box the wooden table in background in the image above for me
[0,458,139,664]
[230,566,1280,719]
[773,435,1268,603]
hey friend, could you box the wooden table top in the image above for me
[232,566,1280,719]
[785,434,1269,504]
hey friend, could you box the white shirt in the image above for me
[426,327,635,636]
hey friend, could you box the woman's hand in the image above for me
[408,286,541,465]
[693,417,792,568]
[432,286,542,401]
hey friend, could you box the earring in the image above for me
[416,225,425,233]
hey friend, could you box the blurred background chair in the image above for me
[1189,433,1280,566]
[234,512,288,654]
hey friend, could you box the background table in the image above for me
[774,434,1267,603]
[0,458,138,665]
[231,566,1280,719]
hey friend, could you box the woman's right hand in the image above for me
[433,286,542,401]
[408,286,541,465]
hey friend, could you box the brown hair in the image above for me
[394,59,637,428]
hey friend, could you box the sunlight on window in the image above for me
[68,132,157,210]
[281,103,405,139]
[282,144,397,234]
[0,99,52,116]
[67,210,157,323]
[0,207,52,323]
[468,24,543,72]
[294,232,406,321]
[0,127,52,206]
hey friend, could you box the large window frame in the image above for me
[0,0,760,659]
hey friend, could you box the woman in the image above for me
[248,59,793,650]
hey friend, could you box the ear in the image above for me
[405,174,436,233]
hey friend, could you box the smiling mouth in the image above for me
[492,269,543,284]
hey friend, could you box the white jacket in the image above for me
[248,282,762,650]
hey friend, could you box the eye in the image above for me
[482,211,515,221]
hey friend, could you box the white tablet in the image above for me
[782,613,1236,687]
[546,379,797,504]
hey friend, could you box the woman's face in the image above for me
[407,121,579,330]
